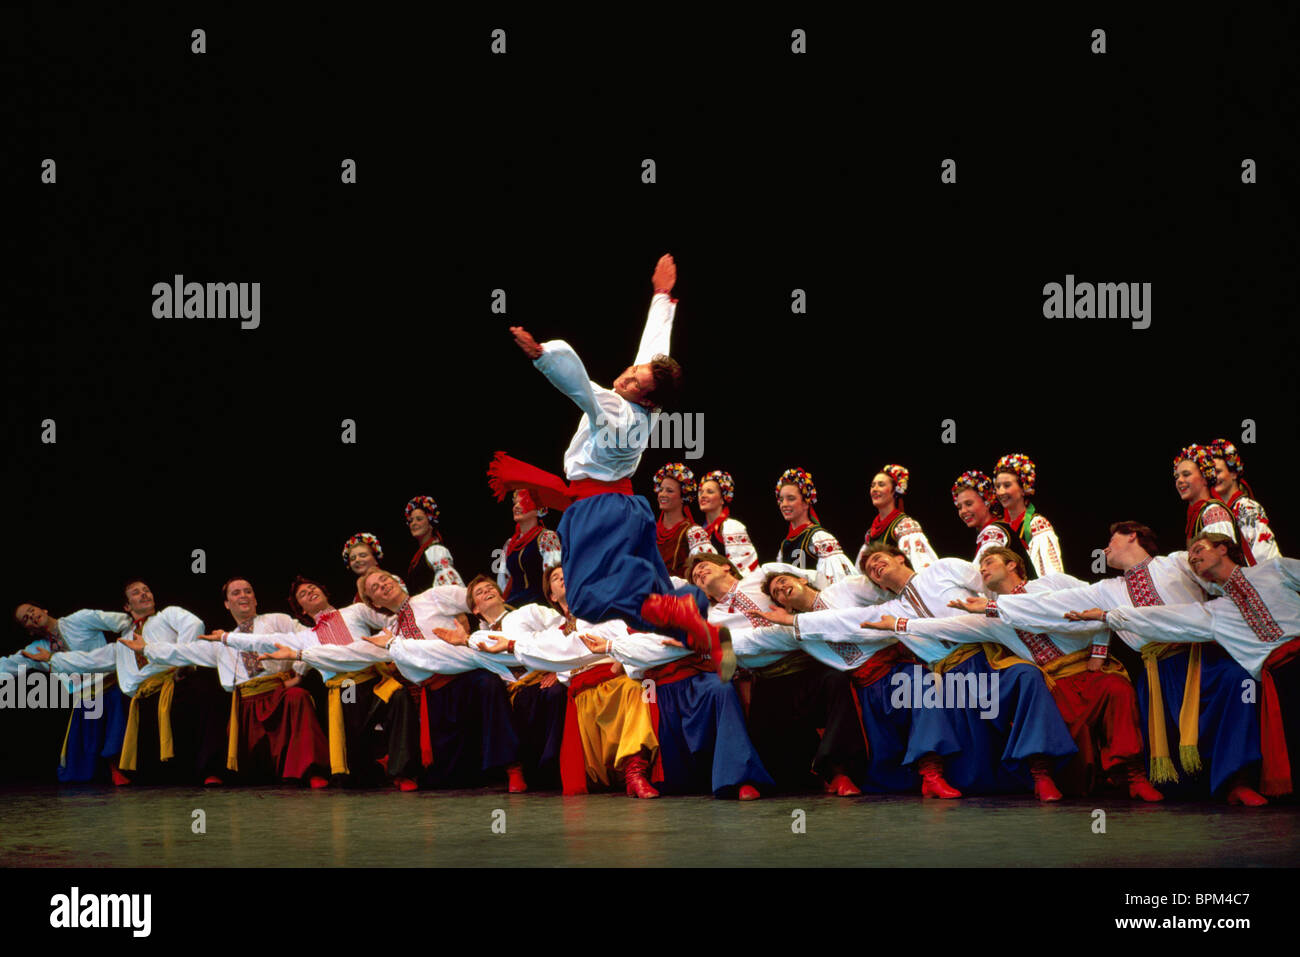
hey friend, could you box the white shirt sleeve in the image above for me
[50,642,119,674]
[145,639,222,668]
[1028,516,1066,576]
[1106,601,1217,646]
[720,519,760,573]
[633,292,677,365]
[159,606,205,644]
[895,517,938,572]
[425,543,464,587]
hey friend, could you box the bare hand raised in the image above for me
[948,597,988,614]
[509,326,544,360]
[434,624,469,646]
[651,253,676,293]
[21,646,52,663]
[198,630,226,642]
[258,644,298,661]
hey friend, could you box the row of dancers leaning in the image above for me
[5,253,1295,805]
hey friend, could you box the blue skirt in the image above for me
[1136,644,1261,796]
[653,672,774,796]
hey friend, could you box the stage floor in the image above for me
[2,786,1296,868]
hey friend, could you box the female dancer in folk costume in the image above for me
[951,469,1036,576]
[653,461,713,579]
[341,532,403,615]
[1210,438,1279,564]
[403,496,465,592]
[774,467,856,589]
[993,453,1065,576]
[496,489,562,608]
[854,464,939,573]
[1173,444,1239,546]
[694,469,760,574]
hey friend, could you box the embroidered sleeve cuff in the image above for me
[793,614,801,641]
[894,618,909,633]
[985,598,999,618]
[1090,644,1109,658]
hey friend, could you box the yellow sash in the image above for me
[118,669,178,772]
[325,666,382,775]
[932,643,1041,684]
[507,670,547,705]
[1042,649,1130,682]
[226,673,292,772]
[1141,643,1202,785]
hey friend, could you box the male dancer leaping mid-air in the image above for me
[487,253,731,676]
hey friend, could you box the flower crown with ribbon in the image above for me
[994,453,1037,497]
[653,462,698,502]
[404,496,440,524]
[341,532,383,565]
[701,469,735,504]
[1173,444,1217,487]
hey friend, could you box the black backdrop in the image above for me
[6,11,1298,654]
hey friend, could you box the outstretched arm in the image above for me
[635,254,678,364]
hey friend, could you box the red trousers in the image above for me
[1050,671,1145,795]
[238,685,330,781]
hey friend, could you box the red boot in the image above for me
[1226,784,1268,806]
[309,776,330,789]
[640,594,713,654]
[917,753,961,799]
[827,773,862,797]
[1029,756,1063,802]
[507,763,528,793]
[110,760,130,787]
[737,784,761,801]
[203,776,224,787]
[394,776,418,792]
[624,755,660,799]
[1126,764,1163,802]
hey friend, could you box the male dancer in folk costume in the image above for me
[106,580,230,785]
[688,552,867,796]
[951,470,1036,575]
[469,565,662,798]
[653,462,714,579]
[12,603,131,784]
[774,467,856,588]
[496,489,562,608]
[855,464,939,573]
[695,469,760,574]
[1210,438,1279,563]
[460,574,566,789]
[1174,445,1239,545]
[179,578,330,787]
[759,567,962,797]
[993,453,1065,576]
[488,253,719,656]
[1064,533,1300,803]
[777,543,1077,801]
[990,521,1264,805]
[403,495,465,592]
[215,576,389,786]
[871,547,1162,800]
[357,569,526,793]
